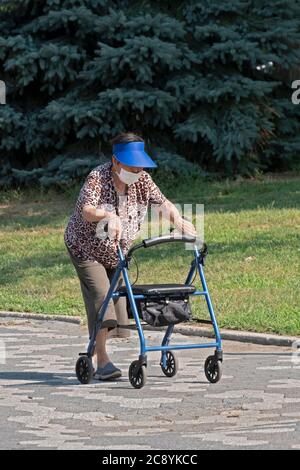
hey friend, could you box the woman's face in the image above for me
[112,155,143,174]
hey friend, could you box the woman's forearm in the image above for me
[156,200,197,236]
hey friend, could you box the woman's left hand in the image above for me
[174,217,197,237]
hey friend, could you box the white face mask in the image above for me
[118,167,143,185]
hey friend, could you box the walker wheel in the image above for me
[160,351,178,377]
[76,356,93,384]
[128,360,147,389]
[204,356,222,384]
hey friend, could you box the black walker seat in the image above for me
[118,283,196,298]
[119,284,196,324]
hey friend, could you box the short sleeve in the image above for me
[78,170,101,207]
[147,174,167,207]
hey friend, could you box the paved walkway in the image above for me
[0,318,299,450]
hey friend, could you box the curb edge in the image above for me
[0,311,82,325]
[175,324,298,347]
[0,311,298,347]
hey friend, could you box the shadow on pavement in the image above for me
[0,371,77,387]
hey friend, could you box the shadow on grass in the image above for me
[1,229,298,289]
[0,177,299,233]
[0,251,73,286]
[0,211,69,231]
[136,233,299,262]
[167,178,300,212]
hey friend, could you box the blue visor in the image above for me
[112,141,157,168]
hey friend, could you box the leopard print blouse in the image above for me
[64,161,167,268]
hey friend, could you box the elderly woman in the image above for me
[64,132,196,380]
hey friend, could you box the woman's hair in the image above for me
[109,132,144,146]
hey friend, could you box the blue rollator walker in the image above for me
[75,234,223,389]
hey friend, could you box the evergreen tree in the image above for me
[176,0,300,174]
[0,0,299,187]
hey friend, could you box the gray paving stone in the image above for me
[0,318,299,450]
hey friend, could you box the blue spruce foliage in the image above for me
[0,0,299,187]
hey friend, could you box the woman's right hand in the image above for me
[106,212,123,242]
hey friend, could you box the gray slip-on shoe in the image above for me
[101,319,118,329]
[94,362,122,380]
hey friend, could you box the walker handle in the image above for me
[126,234,196,259]
[142,234,196,248]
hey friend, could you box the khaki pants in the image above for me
[66,245,130,339]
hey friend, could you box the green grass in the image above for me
[0,173,299,336]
